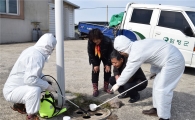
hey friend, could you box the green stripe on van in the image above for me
[133,31,145,39]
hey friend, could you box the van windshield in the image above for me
[186,11,195,26]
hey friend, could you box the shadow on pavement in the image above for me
[124,87,195,120]
[184,67,195,76]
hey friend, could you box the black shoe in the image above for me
[142,108,157,116]
[118,92,129,99]
[93,90,99,97]
[128,93,140,103]
[159,118,169,120]
[11,103,26,114]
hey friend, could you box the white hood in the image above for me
[34,33,57,60]
[114,35,132,54]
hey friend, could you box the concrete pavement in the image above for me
[0,40,194,120]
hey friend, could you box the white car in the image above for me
[121,3,195,68]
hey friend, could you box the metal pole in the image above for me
[55,0,65,106]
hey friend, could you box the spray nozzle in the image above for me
[45,91,50,95]
[44,91,52,98]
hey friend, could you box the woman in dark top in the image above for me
[88,28,114,97]
[109,49,148,103]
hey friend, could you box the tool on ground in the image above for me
[89,79,148,111]
[63,116,71,120]
[57,93,89,114]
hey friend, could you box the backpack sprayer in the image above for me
[39,75,89,118]
[39,91,67,118]
[39,75,66,118]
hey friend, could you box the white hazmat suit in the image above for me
[113,35,185,119]
[3,33,57,115]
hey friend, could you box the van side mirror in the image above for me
[184,26,194,37]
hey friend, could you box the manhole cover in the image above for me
[71,108,111,120]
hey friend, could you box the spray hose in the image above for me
[41,75,64,117]
[41,75,89,115]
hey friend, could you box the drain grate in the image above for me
[95,113,103,116]
[83,116,91,119]
[76,111,83,114]
[73,108,111,120]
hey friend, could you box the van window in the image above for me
[186,11,195,26]
[130,9,153,24]
[158,11,190,32]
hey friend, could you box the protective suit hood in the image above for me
[114,35,132,54]
[34,33,57,61]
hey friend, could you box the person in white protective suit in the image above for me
[3,33,57,120]
[110,35,185,120]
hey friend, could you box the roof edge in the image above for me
[63,0,80,9]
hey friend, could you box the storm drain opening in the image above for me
[73,108,111,119]
[83,116,91,119]
[76,111,84,114]
[95,113,103,116]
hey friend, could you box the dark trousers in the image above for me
[92,59,111,83]
[109,76,148,98]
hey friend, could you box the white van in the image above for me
[120,3,195,68]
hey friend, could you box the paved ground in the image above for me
[0,40,194,120]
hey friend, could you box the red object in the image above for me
[95,45,101,58]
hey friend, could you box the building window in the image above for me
[130,9,153,24]
[0,0,24,19]
[0,0,6,13]
[0,0,18,14]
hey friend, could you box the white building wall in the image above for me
[64,4,69,38]
[63,3,76,39]
[68,6,74,38]
[0,0,77,43]
[0,0,50,44]
[49,3,75,39]
[49,3,55,36]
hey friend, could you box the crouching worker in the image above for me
[112,35,185,120]
[3,33,57,120]
[109,50,148,103]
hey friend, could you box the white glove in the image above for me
[46,85,56,92]
[110,84,120,92]
[147,73,156,80]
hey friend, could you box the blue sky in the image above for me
[71,0,195,24]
